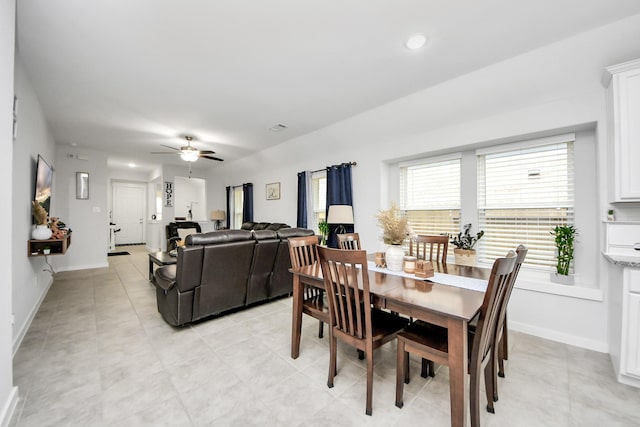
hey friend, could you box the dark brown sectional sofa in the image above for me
[154,227,315,326]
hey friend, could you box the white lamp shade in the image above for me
[327,205,354,224]
[210,210,225,220]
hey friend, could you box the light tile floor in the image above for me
[9,245,640,426]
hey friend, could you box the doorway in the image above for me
[112,181,146,245]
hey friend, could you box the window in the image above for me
[400,154,461,254]
[310,171,327,234]
[477,134,575,269]
[232,186,244,229]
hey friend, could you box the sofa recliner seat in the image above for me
[154,227,314,326]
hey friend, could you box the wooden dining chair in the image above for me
[485,244,527,412]
[317,246,409,416]
[395,251,517,427]
[288,235,329,340]
[337,232,361,250]
[409,235,448,263]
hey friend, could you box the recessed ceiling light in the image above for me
[128,163,136,168]
[405,33,427,50]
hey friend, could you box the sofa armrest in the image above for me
[155,265,177,292]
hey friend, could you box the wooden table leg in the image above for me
[148,258,154,281]
[291,275,303,359]
[447,318,468,427]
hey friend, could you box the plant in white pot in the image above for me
[550,225,577,285]
[450,223,484,266]
[376,203,409,271]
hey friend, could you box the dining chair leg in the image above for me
[366,351,374,416]
[396,338,406,408]
[404,352,410,384]
[420,358,435,378]
[484,357,496,414]
[357,349,365,360]
[327,335,337,388]
[469,360,482,427]
[492,347,499,403]
[318,320,324,339]
[498,333,507,378]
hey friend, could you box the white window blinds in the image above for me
[477,135,575,268]
[400,155,461,252]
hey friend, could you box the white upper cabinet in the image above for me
[604,59,640,202]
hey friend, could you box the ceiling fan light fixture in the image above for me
[180,148,199,162]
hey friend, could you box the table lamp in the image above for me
[210,210,225,230]
[327,205,354,235]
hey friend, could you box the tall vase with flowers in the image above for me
[376,203,409,271]
[31,200,52,240]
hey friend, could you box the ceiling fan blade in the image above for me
[200,155,224,161]
[198,150,216,155]
[150,151,179,155]
[160,144,181,151]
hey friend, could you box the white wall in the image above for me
[11,57,58,353]
[206,15,640,351]
[1,0,18,424]
[53,146,109,271]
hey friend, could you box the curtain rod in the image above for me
[310,161,357,174]
[229,183,252,189]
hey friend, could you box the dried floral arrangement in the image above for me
[376,203,409,245]
[32,201,48,225]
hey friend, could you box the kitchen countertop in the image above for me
[603,253,640,268]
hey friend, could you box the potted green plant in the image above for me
[550,225,578,285]
[450,223,484,266]
[607,209,615,221]
[318,219,329,246]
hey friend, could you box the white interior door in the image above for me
[112,182,146,245]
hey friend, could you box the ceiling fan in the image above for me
[151,136,224,162]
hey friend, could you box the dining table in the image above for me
[289,259,491,427]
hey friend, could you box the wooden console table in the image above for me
[28,231,72,257]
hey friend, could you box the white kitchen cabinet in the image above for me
[624,269,640,378]
[605,223,640,387]
[604,58,640,202]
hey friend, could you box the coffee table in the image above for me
[148,251,177,282]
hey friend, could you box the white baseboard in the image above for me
[12,274,54,357]
[0,386,19,427]
[509,320,609,353]
[57,262,109,272]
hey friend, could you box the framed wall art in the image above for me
[76,172,89,199]
[266,182,280,200]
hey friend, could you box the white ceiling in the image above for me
[16,1,640,171]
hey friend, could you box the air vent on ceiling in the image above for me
[269,124,288,132]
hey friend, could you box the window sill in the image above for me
[477,261,603,302]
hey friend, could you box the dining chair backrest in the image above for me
[337,233,361,250]
[470,251,517,366]
[288,235,320,268]
[492,245,527,352]
[317,246,371,340]
[497,245,527,329]
[409,235,448,263]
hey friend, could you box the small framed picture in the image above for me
[266,182,280,200]
[76,172,89,199]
